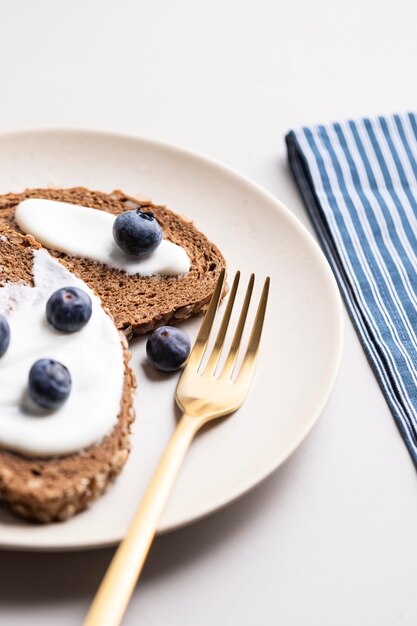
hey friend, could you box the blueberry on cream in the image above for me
[113,208,163,257]
[0,315,10,357]
[0,249,125,458]
[46,286,92,333]
[28,358,72,410]
[15,199,190,277]
[146,326,191,372]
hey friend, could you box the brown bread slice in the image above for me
[0,228,136,522]
[0,187,226,339]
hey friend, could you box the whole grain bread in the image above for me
[0,228,136,523]
[0,187,226,338]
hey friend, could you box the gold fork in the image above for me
[83,269,270,626]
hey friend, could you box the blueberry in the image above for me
[113,208,163,257]
[0,315,10,357]
[146,326,191,372]
[46,287,92,333]
[28,358,72,410]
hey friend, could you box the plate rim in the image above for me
[0,126,344,551]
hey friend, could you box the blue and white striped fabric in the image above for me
[286,113,417,466]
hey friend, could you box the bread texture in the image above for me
[0,228,136,523]
[0,187,226,338]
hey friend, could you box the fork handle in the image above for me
[83,412,200,626]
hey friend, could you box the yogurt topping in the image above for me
[0,249,125,457]
[15,199,190,276]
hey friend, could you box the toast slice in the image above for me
[0,187,226,339]
[0,229,136,522]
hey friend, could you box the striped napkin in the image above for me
[286,113,417,466]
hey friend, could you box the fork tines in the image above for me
[189,270,270,381]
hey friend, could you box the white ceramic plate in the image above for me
[0,129,343,550]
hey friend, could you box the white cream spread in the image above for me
[0,249,125,457]
[15,199,190,276]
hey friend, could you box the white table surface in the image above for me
[1,1,416,624]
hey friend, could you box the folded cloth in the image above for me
[286,113,417,466]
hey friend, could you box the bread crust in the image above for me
[0,229,136,522]
[0,187,227,339]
